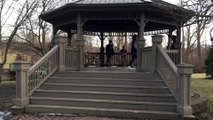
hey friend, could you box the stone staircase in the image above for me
[25,71,179,119]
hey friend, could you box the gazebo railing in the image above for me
[140,47,152,71]
[85,49,178,67]
[84,52,131,66]
[166,50,179,65]
[65,47,80,70]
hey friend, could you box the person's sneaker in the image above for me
[131,64,137,68]
[128,66,134,69]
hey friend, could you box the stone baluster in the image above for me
[13,61,30,108]
[55,36,67,72]
[151,35,163,74]
[177,64,194,117]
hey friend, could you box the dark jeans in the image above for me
[121,55,126,66]
[129,53,137,67]
[106,55,112,66]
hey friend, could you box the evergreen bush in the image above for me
[205,47,213,78]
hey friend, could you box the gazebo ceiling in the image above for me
[40,0,194,33]
[58,20,176,32]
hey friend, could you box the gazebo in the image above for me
[12,0,196,119]
[40,0,193,71]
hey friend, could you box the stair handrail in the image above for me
[28,45,59,96]
[155,38,194,117]
[152,35,194,115]
[151,35,194,117]
[13,37,68,108]
[151,35,179,101]
[155,44,179,101]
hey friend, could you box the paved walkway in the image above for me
[10,114,131,120]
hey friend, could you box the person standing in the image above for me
[170,35,178,50]
[120,45,127,66]
[106,40,114,66]
[128,35,137,68]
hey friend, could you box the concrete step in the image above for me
[27,70,179,119]
[25,105,179,120]
[33,90,176,103]
[53,71,157,79]
[30,97,177,112]
[47,77,165,86]
[41,83,170,94]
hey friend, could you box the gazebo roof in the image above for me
[40,0,194,33]
[74,0,151,4]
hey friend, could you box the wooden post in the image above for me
[151,35,163,74]
[167,29,173,49]
[76,14,84,70]
[67,32,72,46]
[177,26,182,64]
[13,61,30,107]
[52,26,59,46]
[55,36,67,72]
[177,64,194,117]
[100,32,105,67]
[125,32,127,48]
[137,14,146,72]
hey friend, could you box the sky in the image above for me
[160,0,212,46]
[2,0,212,46]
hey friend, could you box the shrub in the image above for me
[205,47,213,78]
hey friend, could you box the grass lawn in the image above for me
[0,81,16,96]
[192,73,213,119]
[0,81,16,111]
[192,73,213,103]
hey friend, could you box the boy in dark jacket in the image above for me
[106,40,114,66]
[120,45,127,66]
[128,35,137,68]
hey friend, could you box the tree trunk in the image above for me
[196,20,202,72]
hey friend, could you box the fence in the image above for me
[85,50,178,67]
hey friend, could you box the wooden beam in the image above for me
[70,30,170,37]
[81,12,139,20]
[54,19,77,28]
[146,17,178,26]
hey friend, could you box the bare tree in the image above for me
[0,0,13,46]
[180,0,213,72]
[210,27,213,46]
[15,0,76,58]
[0,0,38,82]
[0,0,5,46]
[16,0,53,57]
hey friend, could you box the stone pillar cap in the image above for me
[177,63,194,75]
[54,36,67,43]
[13,61,30,70]
[13,61,31,64]
[152,35,163,44]
[177,63,194,68]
